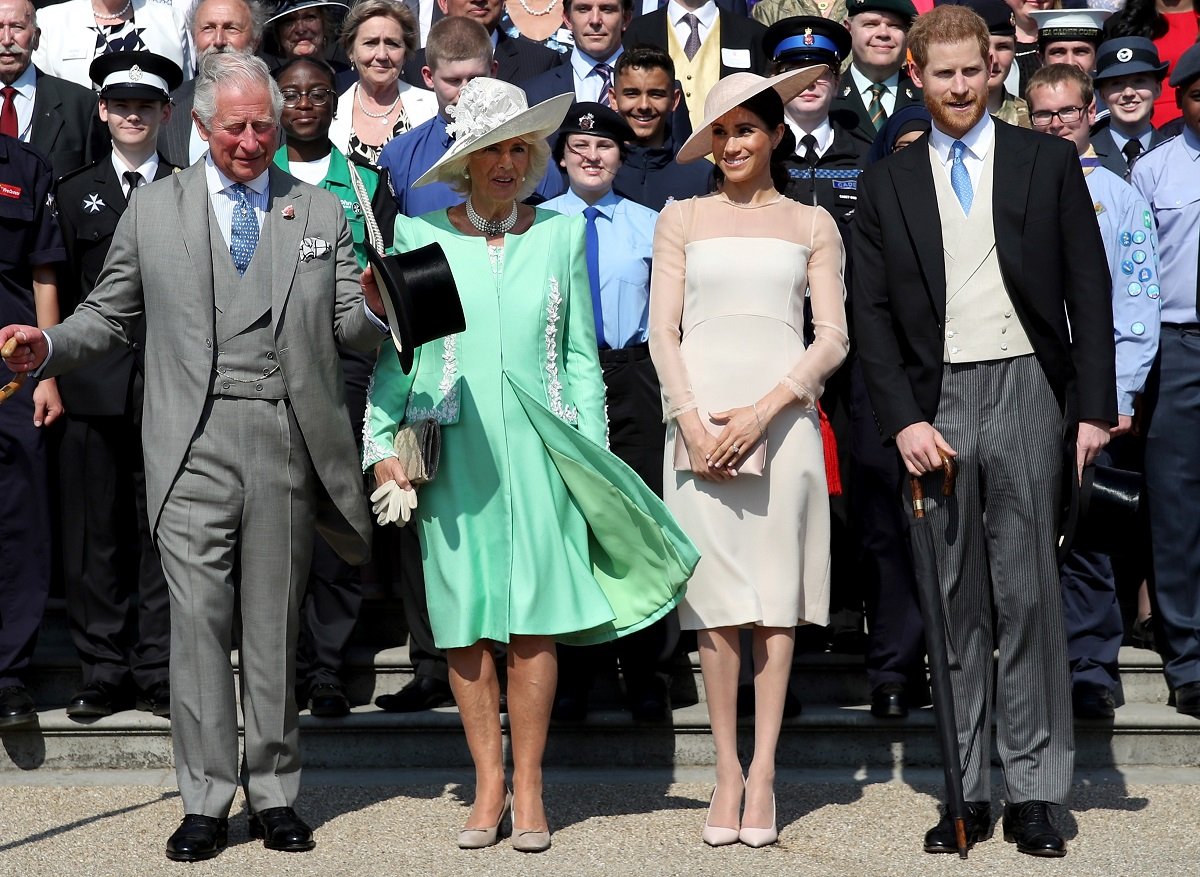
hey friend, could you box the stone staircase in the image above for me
[3,599,1197,773]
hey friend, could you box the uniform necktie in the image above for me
[0,86,17,139]
[800,133,819,168]
[229,183,259,276]
[951,140,972,214]
[583,206,608,349]
[1121,137,1143,174]
[683,13,701,61]
[867,83,888,130]
[123,170,142,202]
[593,62,613,106]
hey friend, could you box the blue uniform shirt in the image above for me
[378,113,564,218]
[0,135,65,326]
[1085,162,1162,416]
[541,188,658,349]
[1130,128,1200,326]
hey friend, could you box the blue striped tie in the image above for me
[230,183,259,275]
[951,140,973,214]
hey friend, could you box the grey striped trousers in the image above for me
[917,355,1074,804]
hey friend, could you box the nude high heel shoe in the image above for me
[510,796,551,853]
[738,793,777,848]
[457,790,511,849]
[701,785,741,847]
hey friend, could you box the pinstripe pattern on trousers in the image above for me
[914,354,1075,805]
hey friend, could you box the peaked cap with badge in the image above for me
[89,51,184,103]
[764,16,852,70]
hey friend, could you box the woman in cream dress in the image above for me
[650,69,849,848]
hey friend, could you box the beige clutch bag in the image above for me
[393,418,441,485]
[673,425,766,476]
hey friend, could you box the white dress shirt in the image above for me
[113,152,161,197]
[205,157,268,248]
[929,112,994,194]
[668,0,718,52]
[5,65,36,142]
[786,117,834,158]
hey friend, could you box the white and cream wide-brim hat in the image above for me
[413,78,574,189]
[677,66,827,164]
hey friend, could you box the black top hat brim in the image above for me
[1058,461,1143,563]
[364,242,465,375]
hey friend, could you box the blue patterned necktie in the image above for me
[583,206,608,349]
[594,62,613,106]
[230,183,259,275]
[951,140,973,214]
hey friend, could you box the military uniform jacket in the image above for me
[783,110,871,237]
[832,68,922,145]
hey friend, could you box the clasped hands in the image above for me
[680,403,767,482]
[371,456,417,526]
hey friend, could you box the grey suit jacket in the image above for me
[43,163,380,563]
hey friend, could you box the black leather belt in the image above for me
[598,344,651,363]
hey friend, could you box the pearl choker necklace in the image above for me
[465,199,518,236]
[356,84,400,124]
[517,0,559,15]
[93,0,132,19]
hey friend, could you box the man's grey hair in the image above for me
[192,52,283,129]
[186,0,270,52]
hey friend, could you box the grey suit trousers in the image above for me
[918,355,1074,804]
[155,395,315,817]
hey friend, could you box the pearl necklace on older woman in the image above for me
[465,198,518,236]
[355,83,400,124]
[93,0,132,19]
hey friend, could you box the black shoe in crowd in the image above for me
[1174,681,1200,718]
[1072,682,1116,719]
[0,685,36,729]
[307,682,350,718]
[66,680,126,719]
[248,806,316,852]
[1002,801,1067,857]
[136,681,171,718]
[165,814,228,862]
[923,801,992,853]
[870,682,909,719]
[375,676,454,712]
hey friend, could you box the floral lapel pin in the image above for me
[282,204,296,220]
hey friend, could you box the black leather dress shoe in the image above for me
[165,814,228,862]
[1072,682,1116,719]
[871,683,909,719]
[136,681,171,718]
[1002,801,1066,857]
[67,681,127,719]
[923,801,991,853]
[1174,681,1200,718]
[248,807,315,852]
[307,682,350,718]
[0,685,37,728]
[375,676,454,712]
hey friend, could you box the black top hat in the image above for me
[1058,462,1144,564]
[90,51,183,101]
[764,16,852,70]
[364,242,465,375]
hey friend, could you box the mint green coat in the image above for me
[364,209,697,649]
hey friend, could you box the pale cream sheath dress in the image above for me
[649,193,849,630]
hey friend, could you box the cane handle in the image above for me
[0,337,27,405]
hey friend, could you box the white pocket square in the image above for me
[298,237,332,262]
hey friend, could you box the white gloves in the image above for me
[370,481,418,527]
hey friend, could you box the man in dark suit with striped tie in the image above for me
[832,0,922,143]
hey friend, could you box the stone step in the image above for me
[3,701,1195,773]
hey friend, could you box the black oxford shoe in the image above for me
[1072,682,1116,719]
[307,682,350,718]
[924,801,992,853]
[136,681,171,718]
[67,681,126,719]
[1002,801,1067,857]
[870,682,908,719]
[1174,681,1200,718]
[165,814,228,862]
[374,676,454,712]
[0,685,37,729]
[249,806,315,852]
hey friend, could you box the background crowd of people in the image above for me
[0,0,1198,862]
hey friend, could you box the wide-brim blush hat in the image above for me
[413,78,574,189]
[677,67,827,164]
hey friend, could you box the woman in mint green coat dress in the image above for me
[362,79,697,852]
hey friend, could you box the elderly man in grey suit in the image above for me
[1,52,388,862]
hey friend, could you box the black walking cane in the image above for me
[909,452,970,859]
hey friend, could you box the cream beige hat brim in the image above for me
[413,88,575,189]
[677,67,827,164]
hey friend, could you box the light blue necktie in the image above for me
[950,140,973,214]
[583,206,608,350]
[230,183,259,275]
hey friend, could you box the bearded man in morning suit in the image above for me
[1,52,388,862]
[852,5,1115,858]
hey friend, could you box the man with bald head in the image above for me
[158,0,269,167]
[1,52,388,861]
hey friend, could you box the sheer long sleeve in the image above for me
[648,200,696,422]
[781,207,849,406]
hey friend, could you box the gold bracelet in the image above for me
[752,401,765,437]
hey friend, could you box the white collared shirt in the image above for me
[848,66,900,117]
[5,65,37,142]
[929,112,994,193]
[668,0,718,52]
[112,152,161,198]
[570,45,624,103]
[786,117,834,158]
[204,156,269,248]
